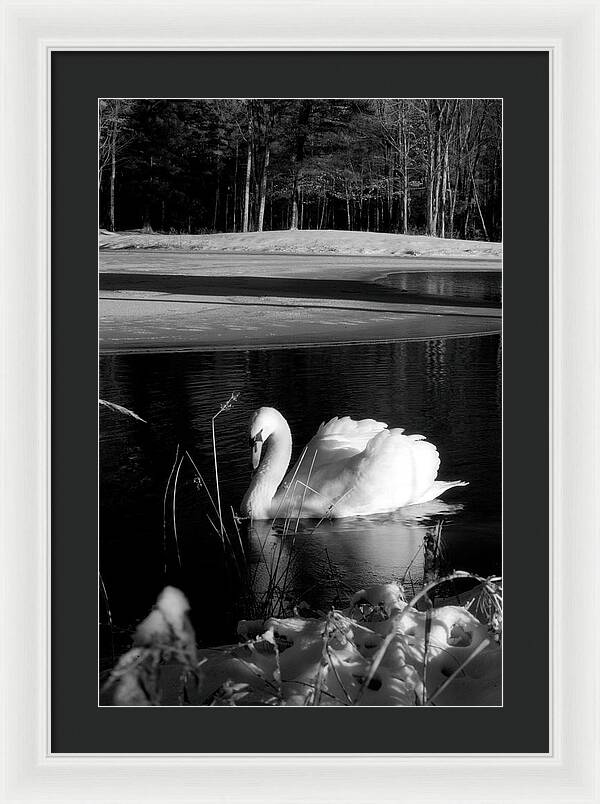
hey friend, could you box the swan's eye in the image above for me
[249,430,263,446]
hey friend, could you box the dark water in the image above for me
[100,335,501,657]
[380,271,502,306]
[100,271,498,309]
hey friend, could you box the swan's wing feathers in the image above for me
[412,479,469,505]
[307,416,388,467]
[332,429,442,516]
[314,416,388,459]
[383,430,441,493]
[281,416,388,494]
[316,415,388,441]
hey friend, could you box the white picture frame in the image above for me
[1,0,598,801]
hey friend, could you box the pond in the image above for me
[379,271,502,307]
[99,335,501,660]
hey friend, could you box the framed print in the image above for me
[65,49,542,745]
[2,1,599,802]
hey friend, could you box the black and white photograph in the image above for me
[99,97,502,708]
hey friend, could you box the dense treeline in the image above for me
[99,98,501,241]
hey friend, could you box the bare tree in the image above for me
[290,100,313,230]
[99,99,134,231]
[98,98,501,240]
[242,102,253,233]
[256,101,273,232]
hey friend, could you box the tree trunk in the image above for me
[213,181,219,232]
[470,165,489,240]
[332,187,336,228]
[464,204,471,239]
[402,111,409,234]
[109,125,117,231]
[257,139,270,232]
[233,141,238,233]
[242,107,253,233]
[256,102,272,232]
[290,188,298,229]
[427,147,435,235]
[447,171,455,238]
[345,182,351,230]
[432,113,443,236]
[440,136,451,239]
[290,100,313,230]
[319,195,327,229]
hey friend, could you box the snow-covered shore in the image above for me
[99,228,502,260]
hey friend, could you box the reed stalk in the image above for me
[172,455,184,569]
[162,444,180,575]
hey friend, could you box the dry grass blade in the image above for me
[230,506,246,561]
[99,399,147,423]
[210,391,240,539]
[311,487,354,531]
[99,572,115,663]
[162,444,180,575]
[275,536,297,614]
[185,450,220,519]
[292,448,318,532]
[172,455,184,569]
[282,481,300,537]
[421,602,433,705]
[267,444,309,528]
[326,645,353,705]
[211,417,224,538]
[400,542,424,586]
[186,450,242,578]
[396,571,495,632]
[310,617,332,706]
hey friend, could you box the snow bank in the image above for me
[105,581,501,707]
[192,599,499,706]
[99,228,502,260]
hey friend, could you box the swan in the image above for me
[240,407,467,520]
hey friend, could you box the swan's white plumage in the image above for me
[240,408,467,520]
[283,415,388,480]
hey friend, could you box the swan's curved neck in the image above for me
[241,417,292,519]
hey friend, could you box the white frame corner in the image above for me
[1,1,599,801]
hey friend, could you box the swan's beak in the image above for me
[250,431,263,470]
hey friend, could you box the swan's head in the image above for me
[248,406,284,469]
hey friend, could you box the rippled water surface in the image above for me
[380,271,502,306]
[100,336,501,655]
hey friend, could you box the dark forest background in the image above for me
[99,98,502,241]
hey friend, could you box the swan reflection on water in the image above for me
[243,499,463,611]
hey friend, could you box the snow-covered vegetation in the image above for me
[102,575,501,707]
